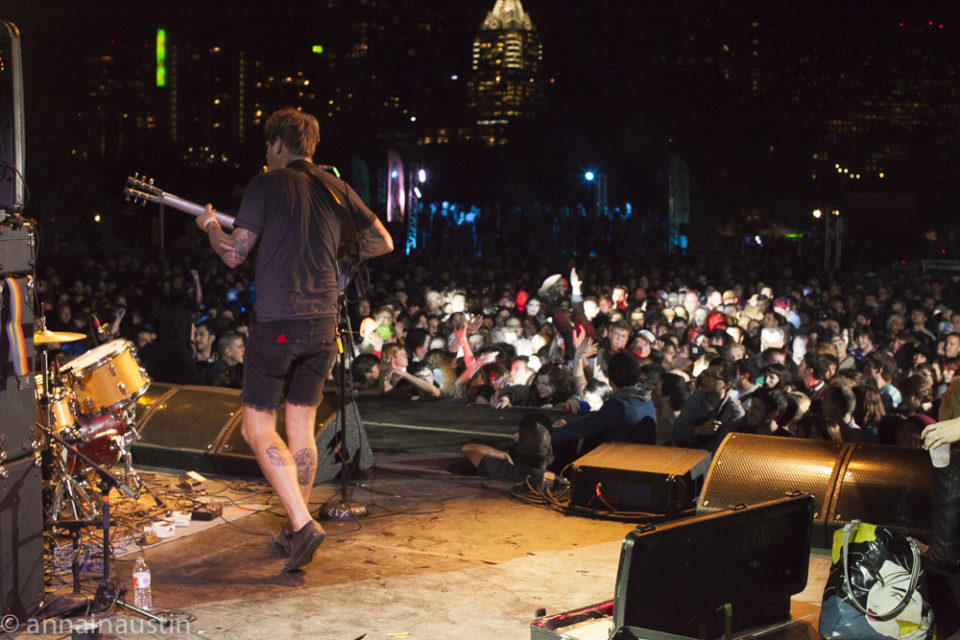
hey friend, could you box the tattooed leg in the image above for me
[286,402,320,504]
[267,444,294,467]
[294,448,318,487]
[241,405,312,531]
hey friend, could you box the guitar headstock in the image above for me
[123,173,164,205]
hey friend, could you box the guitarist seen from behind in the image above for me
[196,107,393,572]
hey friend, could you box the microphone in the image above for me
[92,314,107,342]
[116,480,140,500]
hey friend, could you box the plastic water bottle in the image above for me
[132,554,153,610]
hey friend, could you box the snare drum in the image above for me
[62,339,150,415]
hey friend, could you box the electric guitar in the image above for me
[122,174,364,295]
[123,174,235,230]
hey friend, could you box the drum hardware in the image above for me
[48,518,100,615]
[36,422,166,626]
[48,451,100,523]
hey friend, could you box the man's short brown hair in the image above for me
[264,107,319,158]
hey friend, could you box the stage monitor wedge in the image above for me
[0,22,25,215]
[568,442,711,516]
[698,433,845,517]
[131,383,374,484]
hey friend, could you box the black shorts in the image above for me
[242,316,338,410]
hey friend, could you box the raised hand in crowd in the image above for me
[568,324,598,403]
[570,267,582,297]
[457,350,498,388]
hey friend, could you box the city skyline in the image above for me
[4,1,960,257]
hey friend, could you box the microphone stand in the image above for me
[319,274,368,521]
[36,423,166,625]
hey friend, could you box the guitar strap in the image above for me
[2,276,30,381]
[292,164,365,297]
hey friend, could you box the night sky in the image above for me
[4,1,960,255]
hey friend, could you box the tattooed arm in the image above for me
[358,216,393,261]
[197,204,259,268]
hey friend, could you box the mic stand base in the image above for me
[319,499,368,521]
[93,581,166,625]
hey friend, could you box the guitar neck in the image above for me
[159,193,235,230]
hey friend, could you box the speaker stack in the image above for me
[0,20,42,614]
[0,20,25,216]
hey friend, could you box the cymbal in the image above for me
[34,329,86,345]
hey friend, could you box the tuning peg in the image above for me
[149,178,155,185]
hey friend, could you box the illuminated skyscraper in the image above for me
[467,0,544,145]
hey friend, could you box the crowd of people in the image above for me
[31,234,960,623]
[35,246,960,465]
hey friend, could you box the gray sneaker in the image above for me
[283,520,326,572]
[270,524,293,556]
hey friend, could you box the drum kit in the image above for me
[34,325,153,523]
[32,325,175,624]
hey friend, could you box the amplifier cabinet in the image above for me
[0,453,44,619]
[0,219,35,276]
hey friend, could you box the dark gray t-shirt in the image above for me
[234,160,377,322]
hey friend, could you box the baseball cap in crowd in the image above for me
[707,310,727,332]
[537,274,568,305]
[637,329,657,345]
